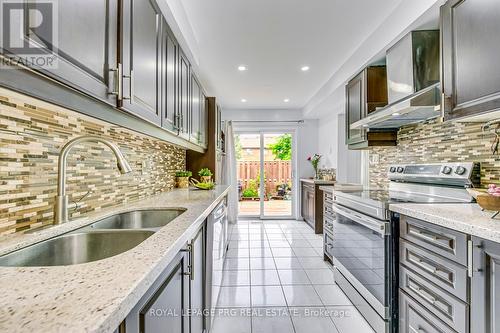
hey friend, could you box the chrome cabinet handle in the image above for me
[408,279,450,314]
[108,63,123,101]
[409,252,450,279]
[412,226,447,243]
[468,240,484,277]
[181,242,194,280]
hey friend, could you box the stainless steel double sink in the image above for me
[0,208,186,267]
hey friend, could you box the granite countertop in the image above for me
[319,186,334,193]
[390,203,500,243]
[0,185,230,333]
[300,178,335,185]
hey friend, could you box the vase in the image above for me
[176,176,190,188]
[201,176,212,183]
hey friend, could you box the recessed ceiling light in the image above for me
[284,98,290,103]
[301,66,310,72]
[392,112,401,116]
[238,65,247,71]
[362,124,369,128]
[241,99,247,103]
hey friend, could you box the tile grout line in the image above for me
[270,223,298,333]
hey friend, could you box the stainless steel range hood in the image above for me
[351,30,441,130]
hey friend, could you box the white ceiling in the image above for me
[179,0,404,110]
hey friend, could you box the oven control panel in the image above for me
[387,162,480,186]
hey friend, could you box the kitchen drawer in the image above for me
[400,239,468,302]
[323,204,334,219]
[324,215,334,235]
[324,192,334,205]
[400,290,456,333]
[401,215,467,266]
[400,266,468,332]
[324,232,334,260]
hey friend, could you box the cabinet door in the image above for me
[471,236,500,333]
[215,104,223,150]
[190,226,205,333]
[199,92,208,148]
[121,0,162,125]
[301,184,308,220]
[126,251,190,333]
[307,190,315,223]
[190,75,201,144]
[2,0,118,105]
[178,49,191,140]
[345,71,366,145]
[442,0,500,120]
[161,23,178,132]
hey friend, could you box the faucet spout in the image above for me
[54,136,132,224]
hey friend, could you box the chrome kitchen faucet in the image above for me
[54,136,132,224]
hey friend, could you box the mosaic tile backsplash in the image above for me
[0,88,185,234]
[368,119,500,189]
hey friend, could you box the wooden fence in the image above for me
[238,160,292,195]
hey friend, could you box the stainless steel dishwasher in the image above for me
[205,200,227,331]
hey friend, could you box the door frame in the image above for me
[234,127,297,220]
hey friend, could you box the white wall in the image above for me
[317,111,339,170]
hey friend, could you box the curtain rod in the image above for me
[230,120,304,123]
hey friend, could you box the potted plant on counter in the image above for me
[175,171,192,188]
[198,168,213,183]
[307,154,322,179]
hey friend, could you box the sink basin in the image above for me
[0,230,154,267]
[87,209,186,230]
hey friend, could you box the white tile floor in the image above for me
[212,219,376,333]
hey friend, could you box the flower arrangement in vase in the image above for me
[307,154,322,179]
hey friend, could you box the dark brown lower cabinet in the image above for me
[301,181,333,234]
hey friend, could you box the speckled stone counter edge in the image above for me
[390,203,500,243]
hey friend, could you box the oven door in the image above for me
[330,203,390,319]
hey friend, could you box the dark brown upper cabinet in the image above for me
[1,0,119,106]
[161,22,178,133]
[120,0,163,125]
[178,49,191,140]
[441,0,500,120]
[345,66,396,150]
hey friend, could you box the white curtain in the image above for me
[222,121,238,223]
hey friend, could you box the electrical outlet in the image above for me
[140,160,151,174]
[369,154,379,165]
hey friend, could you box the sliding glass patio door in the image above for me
[236,131,295,219]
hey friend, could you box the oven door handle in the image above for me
[331,203,389,235]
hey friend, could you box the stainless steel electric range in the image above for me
[324,162,480,333]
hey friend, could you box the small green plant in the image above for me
[198,168,213,177]
[175,170,192,177]
[242,188,258,198]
